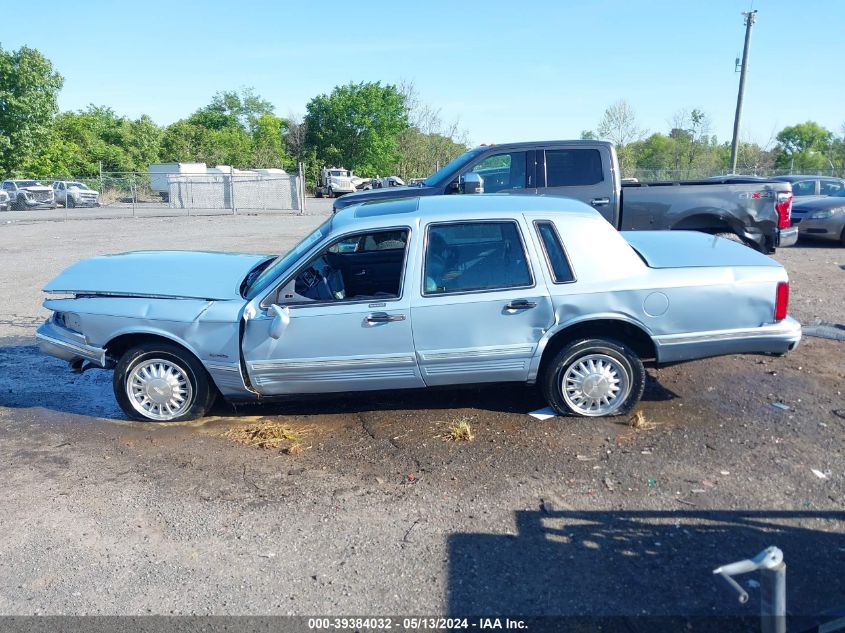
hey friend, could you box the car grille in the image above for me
[34,191,52,202]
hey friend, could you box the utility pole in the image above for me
[729,10,758,174]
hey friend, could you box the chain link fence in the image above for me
[5,170,307,219]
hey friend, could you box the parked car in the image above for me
[36,195,800,423]
[333,141,797,254]
[791,188,845,245]
[0,190,9,211]
[52,180,100,208]
[2,180,56,210]
[771,175,845,200]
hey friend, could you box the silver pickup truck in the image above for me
[334,140,797,253]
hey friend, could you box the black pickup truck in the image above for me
[333,140,797,253]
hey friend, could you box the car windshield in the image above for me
[244,217,333,298]
[422,147,484,186]
[329,170,348,177]
[67,182,90,189]
[17,180,40,187]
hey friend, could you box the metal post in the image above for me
[132,174,136,218]
[230,171,237,215]
[298,162,306,215]
[760,563,786,633]
[729,10,757,174]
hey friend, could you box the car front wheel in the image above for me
[113,342,215,422]
[542,338,645,417]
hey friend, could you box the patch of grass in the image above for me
[223,421,304,450]
[445,417,475,442]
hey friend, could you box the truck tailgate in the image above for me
[623,231,781,268]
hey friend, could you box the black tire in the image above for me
[542,338,645,418]
[315,189,323,198]
[840,227,845,247]
[13,196,25,211]
[67,196,75,208]
[113,342,215,422]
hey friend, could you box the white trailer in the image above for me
[149,163,208,201]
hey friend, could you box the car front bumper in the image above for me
[35,319,107,367]
[654,316,802,365]
[796,216,845,241]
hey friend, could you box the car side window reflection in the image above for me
[424,221,532,295]
[463,152,527,193]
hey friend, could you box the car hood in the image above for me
[44,251,275,300]
[793,197,845,212]
[21,186,52,193]
[333,185,437,210]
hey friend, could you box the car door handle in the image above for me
[366,312,406,323]
[505,300,537,310]
[590,197,610,206]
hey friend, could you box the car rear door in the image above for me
[536,144,617,221]
[410,216,554,386]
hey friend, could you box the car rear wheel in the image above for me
[542,338,645,417]
[113,342,215,422]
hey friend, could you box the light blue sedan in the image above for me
[36,195,801,422]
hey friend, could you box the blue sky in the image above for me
[5,0,844,147]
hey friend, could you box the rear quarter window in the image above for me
[545,149,604,187]
[534,221,575,283]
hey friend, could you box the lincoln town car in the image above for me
[36,195,801,422]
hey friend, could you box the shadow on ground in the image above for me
[447,508,845,632]
[0,341,678,421]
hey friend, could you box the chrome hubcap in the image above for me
[562,353,630,416]
[127,359,193,421]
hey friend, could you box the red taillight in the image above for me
[776,192,793,229]
[775,282,789,321]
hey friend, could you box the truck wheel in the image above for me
[13,196,25,211]
[113,342,215,422]
[542,338,645,417]
[315,189,323,198]
[67,196,75,208]
[328,187,335,198]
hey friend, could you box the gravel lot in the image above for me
[0,207,843,624]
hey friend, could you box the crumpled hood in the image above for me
[44,251,274,300]
[21,186,52,193]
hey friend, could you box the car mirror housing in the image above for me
[269,304,291,340]
[461,172,484,195]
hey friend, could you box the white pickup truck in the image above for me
[1,180,56,210]
[52,181,100,208]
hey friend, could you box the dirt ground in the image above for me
[0,211,843,624]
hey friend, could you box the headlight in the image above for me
[54,311,82,333]
[807,209,841,220]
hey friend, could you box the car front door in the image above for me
[241,226,425,395]
[410,218,554,386]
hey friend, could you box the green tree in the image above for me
[305,81,409,176]
[252,113,289,168]
[774,121,834,171]
[0,45,64,176]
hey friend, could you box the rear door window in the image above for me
[424,221,532,294]
[820,180,844,196]
[544,149,604,187]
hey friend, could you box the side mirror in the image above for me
[460,172,484,194]
[269,304,291,340]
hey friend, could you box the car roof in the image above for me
[336,194,599,229]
